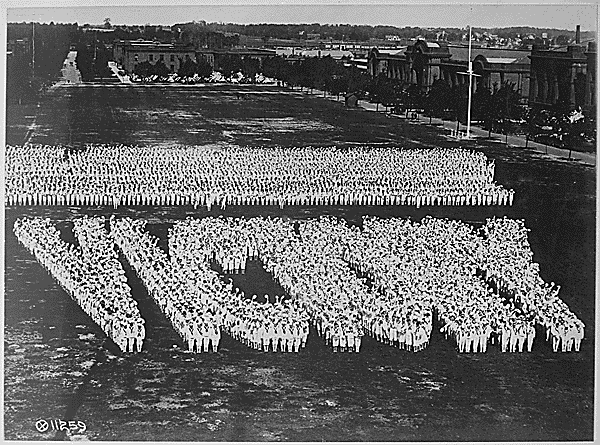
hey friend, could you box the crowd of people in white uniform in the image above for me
[5,144,513,209]
[13,216,145,353]
[7,133,586,358]
[170,216,369,352]
[113,216,311,353]
[479,217,585,353]
[168,217,312,353]
[346,215,584,353]
[170,215,583,354]
[221,295,310,353]
[14,214,584,354]
[110,216,225,353]
[345,216,521,354]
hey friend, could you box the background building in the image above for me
[367,25,595,109]
[113,40,196,73]
[368,40,531,99]
[196,47,276,70]
[368,47,410,80]
[529,26,595,112]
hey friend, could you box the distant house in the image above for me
[345,92,359,108]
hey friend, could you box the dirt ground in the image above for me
[4,84,595,441]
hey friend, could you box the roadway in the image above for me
[310,88,596,166]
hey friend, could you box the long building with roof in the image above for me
[444,46,530,98]
[196,47,277,70]
[368,40,531,99]
[113,40,197,73]
[367,25,596,110]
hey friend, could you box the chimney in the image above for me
[576,25,581,44]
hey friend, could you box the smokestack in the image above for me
[576,25,581,44]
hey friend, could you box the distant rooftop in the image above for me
[82,27,115,32]
[485,57,518,64]
[301,49,354,59]
[375,47,406,56]
[448,45,530,64]
[117,40,194,50]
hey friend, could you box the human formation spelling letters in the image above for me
[14,214,584,354]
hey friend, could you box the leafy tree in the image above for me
[424,78,451,123]
[366,73,396,111]
[554,34,570,46]
[344,65,370,98]
[312,56,338,94]
[219,54,243,78]
[297,57,318,92]
[544,106,594,153]
[196,58,213,79]
[405,84,425,113]
[133,60,153,79]
[152,60,171,80]
[490,81,523,136]
[523,106,545,147]
[93,45,113,78]
[286,61,302,89]
[75,42,95,81]
[262,56,290,85]
[472,86,494,136]
[241,57,260,82]
[178,57,199,78]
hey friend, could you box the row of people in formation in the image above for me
[6,144,513,209]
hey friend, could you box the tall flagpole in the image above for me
[32,22,35,76]
[466,24,473,139]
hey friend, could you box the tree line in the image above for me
[260,55,595,151]
[7,22,79,103]
[175,21,591,43]
[132,57,212,81]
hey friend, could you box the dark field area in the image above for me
[4,84,595,441]
[6,84,445,148]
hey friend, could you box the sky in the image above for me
[4,2,598,31]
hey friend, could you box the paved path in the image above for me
[305,87,596,167]
[107,62,133,84]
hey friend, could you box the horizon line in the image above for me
[6,20,594,33]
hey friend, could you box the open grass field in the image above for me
[4,84,595,441]
[7,84,446,148]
